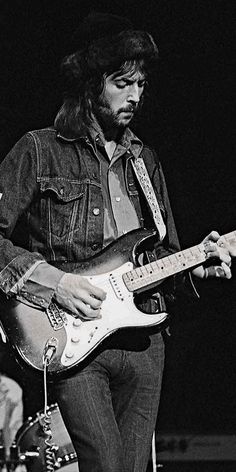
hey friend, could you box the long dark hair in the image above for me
[54,30,159,138]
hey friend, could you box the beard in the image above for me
[93,96,139,133]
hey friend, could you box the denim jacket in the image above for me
[0,127,181,300]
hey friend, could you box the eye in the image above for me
[138,80,146,88]
[115,81,128,89]
[114,78,146,89]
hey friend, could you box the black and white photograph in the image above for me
[0,1,235,471]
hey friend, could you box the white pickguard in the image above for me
[61,261,168,367]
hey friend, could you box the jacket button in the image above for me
[91,243,99,251]
[93,208,100,216]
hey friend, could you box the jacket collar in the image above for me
[57,127,142,147]
[56,127,143,156]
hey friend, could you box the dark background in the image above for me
[0,0,235,448]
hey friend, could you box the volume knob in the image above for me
[65,351,74,359]
[73,319,82,328]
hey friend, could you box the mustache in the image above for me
[118,105,138,113]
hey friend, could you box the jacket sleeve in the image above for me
[12,261,64,309]
[0,133,46,294]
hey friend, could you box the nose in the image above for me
[127,83,141,104]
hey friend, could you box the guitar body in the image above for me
[2,226,235,376]
[0,296,68,375]
[0,228,168,376]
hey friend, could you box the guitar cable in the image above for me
[39,338,59,471]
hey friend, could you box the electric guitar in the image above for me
[0,228,235,376]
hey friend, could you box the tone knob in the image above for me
[65,351,74,359]
[73,319,81,327]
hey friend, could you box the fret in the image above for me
[156,259,166,271]
[123,243,207,292]
[122,230,236,292]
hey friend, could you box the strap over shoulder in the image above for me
[131,155,166,241]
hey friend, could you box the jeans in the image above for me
[55,331,165,472]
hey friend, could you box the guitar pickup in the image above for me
[109,274,124,300]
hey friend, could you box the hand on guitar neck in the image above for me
[191,230,232,280]
[218,235,236,258]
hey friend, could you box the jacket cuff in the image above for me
[10,261,64,309]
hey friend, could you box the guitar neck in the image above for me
[123,230,236,292]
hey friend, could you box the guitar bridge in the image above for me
[46,302,67,330]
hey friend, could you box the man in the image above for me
[0,12,232,472]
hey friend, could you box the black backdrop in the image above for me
[1,0,236,437]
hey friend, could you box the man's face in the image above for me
[95,68,146,131]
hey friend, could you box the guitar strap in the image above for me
[131,155,167,241]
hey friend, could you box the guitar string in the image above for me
[66,231,236,297]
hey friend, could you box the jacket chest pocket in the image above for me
[39,179,85,238]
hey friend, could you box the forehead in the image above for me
[108,68,146,82]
